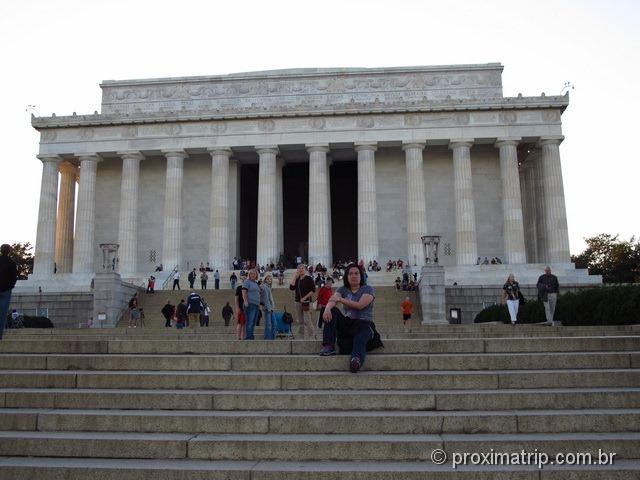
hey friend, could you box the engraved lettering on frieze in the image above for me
[542,110,560,122]
[356,117,375,129]
[122,125,139,138]
[455,112,470,126]
[210,121,227,134]
[42,130,57,142]
[310,118,326,130]
[404,113,422,127]
[500,111,517,125]
[80,128,95,139]
[258,119,275,132]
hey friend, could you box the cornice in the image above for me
[31,95,569,130]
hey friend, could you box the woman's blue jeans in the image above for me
[263,310,275,340]
[244,303,259,340]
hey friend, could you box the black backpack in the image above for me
[282,307,294,325]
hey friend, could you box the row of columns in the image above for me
[32,136,570,278]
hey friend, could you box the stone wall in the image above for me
[9,292,93,329]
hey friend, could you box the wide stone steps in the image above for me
[1,351,638,371]
[1,368,639,390]
[3,458,640,480]
[0,430,638,462]
[0,327,638,478]
[1,408,638,434]
[3,387,640,411]
[1,336,639,354]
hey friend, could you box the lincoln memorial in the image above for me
[23,63,596,293]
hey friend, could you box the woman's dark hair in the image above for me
[343,263,365,289]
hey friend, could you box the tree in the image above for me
[8,242,34,280]
[571,234,640,284]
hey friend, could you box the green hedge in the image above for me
[474,285,640,325]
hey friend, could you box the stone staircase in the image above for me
[0,325,638,478]
[134,286,423,332]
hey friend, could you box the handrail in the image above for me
[161,265,179,290]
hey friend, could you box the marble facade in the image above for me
[27,63,580,287]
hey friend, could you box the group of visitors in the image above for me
[385,259,406,271]
[171,269,221,290]
[478,256,503,265]
[159,290,222,329]
[501,266,560,326]
[127,293,145,328]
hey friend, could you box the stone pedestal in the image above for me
[92,272,124,328]
[419,265,447,324]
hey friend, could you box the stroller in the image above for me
[274,308,294,339]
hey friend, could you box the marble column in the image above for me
[117,151,144,275]
[33,155,62,277]
[256,146,279,266]
[307,144,332,267]
[72,154,101,274]
[208,148,232,269]
[162,150,187,271]
[355,143,379,263]
[539,136,571,263]
[228,159,240,261]
[55,161,77,274]
[403,142,428,267]
[532,150,548,263]
[449,140,478,265]
[276,157,285,260]
[519,158,538,263]
[496,138,527,264]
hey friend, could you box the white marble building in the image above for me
[25,63,596,290]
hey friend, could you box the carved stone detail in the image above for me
[163,124,182,135]
[404,113,422,127]
[258,119,275,132]
[542,110,560,122]
[42,130,57,142]
[455,113,470,125]
[210,121,227,134]
[310,117,326,129]
[500,111,517,124]
[122,125,138,138]
[356,116,375,129]
[79,128,94,139]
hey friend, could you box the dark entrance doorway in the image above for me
[239,164,258,261]
[283,163,309,266]
[330,161,358,263]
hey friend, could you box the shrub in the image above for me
[474,285,640,325]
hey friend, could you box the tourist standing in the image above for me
[222,302,233,327]
[188,269,197,289]
[242,269,261,340]
[176,299,187,329]
[214,270,221,289]
[502,274,521,326]
[289,263,316,339]
[321,263,376,373]
[161,300,174,328]
[201,301,210,327]
[234,273,247,340]
[0,244,18,340]
[230,272,238,291]
[316,277,334,328]
[200,271,208,290]
[127,293,139,328]
[186,290,203,328]
[172,271,181,290]
[400,296,413,332]
[261,274,276,340]
[537,266,560,326]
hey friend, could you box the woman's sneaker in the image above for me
[349,356,361,373]
[319,345,336,356]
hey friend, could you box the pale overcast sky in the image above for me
[1,0,638,254]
